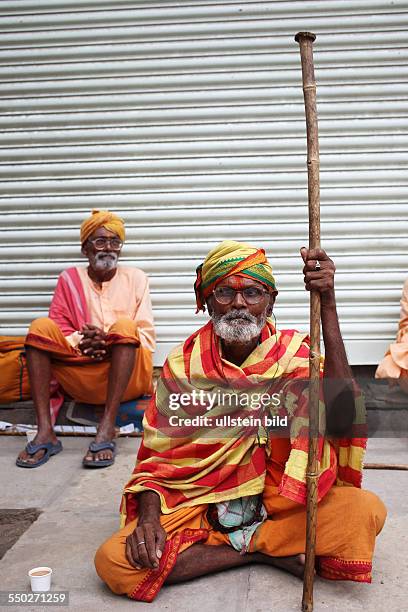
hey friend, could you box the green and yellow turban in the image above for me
[194,240,277,312]
[80,209,126,245]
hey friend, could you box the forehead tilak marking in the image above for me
[217,275,265,290]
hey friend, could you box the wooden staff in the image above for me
[295,31,320,612]
[364,463,408,470]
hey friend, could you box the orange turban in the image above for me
[80,209,125,244]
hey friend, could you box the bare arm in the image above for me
[138,490,161,521]
[301,247,355,435]
[125,491,166,570]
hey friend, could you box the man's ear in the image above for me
[266,291,277,317]
[81,242,89,257]
[206,296,213,316]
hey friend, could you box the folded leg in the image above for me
[251,486,387,583]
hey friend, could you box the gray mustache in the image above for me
[222,309,257,323]
[95,252,117,261]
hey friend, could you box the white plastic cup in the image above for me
[28,567,52,592]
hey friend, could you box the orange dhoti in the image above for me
[25,317,153,404]
[95,439,387,602]
[94,484,386,602]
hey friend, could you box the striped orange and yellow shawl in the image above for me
[120,320,366,526]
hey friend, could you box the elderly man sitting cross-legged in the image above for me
[16,209,155,469]
[94,240,386,602]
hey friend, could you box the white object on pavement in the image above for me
[28,567,52,592]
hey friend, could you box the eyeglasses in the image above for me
[213,286,269,305]
[88,238,123,251]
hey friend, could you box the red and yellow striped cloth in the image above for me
[120,320,366,526]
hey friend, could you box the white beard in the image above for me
[212,309,267,343]
[90,251,118,272]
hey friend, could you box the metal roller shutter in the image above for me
[1,0,407,365]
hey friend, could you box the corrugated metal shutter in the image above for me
[1,0,407,365]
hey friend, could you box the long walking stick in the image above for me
[295,31,321,612]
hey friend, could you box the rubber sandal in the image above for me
[82,440,116,468]
[16,440,63,469]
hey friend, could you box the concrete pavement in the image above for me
[0,436,407,612]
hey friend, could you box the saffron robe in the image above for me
[94,321,385,601]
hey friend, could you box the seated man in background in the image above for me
[16,209,155,469]
[376,279,408,393]
[95,240,386,602]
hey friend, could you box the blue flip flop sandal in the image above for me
[16,440,63,468]
[82,440,116,468]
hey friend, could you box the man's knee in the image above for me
[27,317,59,337]
[95,532,145,596]
[108,318,138,338]
[363,489,387,534]
[343,488,387,535]
[94,538,121,589]
[94,540,110,579]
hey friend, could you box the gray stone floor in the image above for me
[0,436,407,612]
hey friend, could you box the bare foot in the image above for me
[17,430,58,465]
[83,420,116,463]
[254,552,306,579]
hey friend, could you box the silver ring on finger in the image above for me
[315,260,321,270]
[137,540,145,546]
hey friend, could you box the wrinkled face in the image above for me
[208,275,276,343]
[82,227,122,273]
